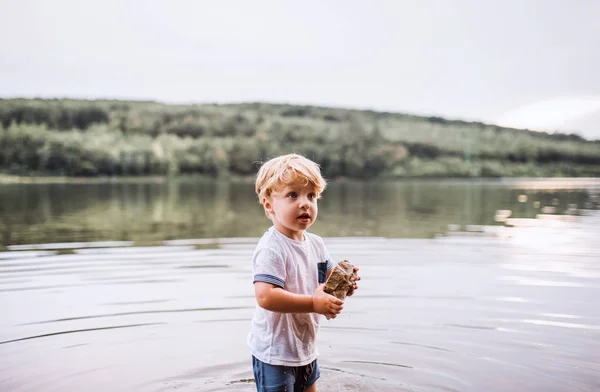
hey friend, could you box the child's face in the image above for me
[263,182,319,241]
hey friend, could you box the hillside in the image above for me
[1,98,599,178]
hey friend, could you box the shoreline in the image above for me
[0,173,238,184]
[2,173,600,185]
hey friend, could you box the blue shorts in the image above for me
[252,355,320,392]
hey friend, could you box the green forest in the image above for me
[1,98,600,179]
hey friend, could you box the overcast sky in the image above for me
[1,0,599,139]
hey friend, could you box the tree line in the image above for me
[1,98,599,178]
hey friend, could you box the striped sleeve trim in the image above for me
[254,274,285,288]
[326,259,334,271]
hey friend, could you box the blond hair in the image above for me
[255,154,327,205]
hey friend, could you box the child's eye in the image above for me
[308,193,316,199]
[287,192,297,198]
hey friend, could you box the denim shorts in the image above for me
[252,355,320,392]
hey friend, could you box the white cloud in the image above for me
[494,96,600,138]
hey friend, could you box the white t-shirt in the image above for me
[247,226,334,366]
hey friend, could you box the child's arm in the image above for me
[255,282,344,319]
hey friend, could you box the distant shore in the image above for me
[0,173,171,184]
[2,173,600,187]
[0,173,256,184]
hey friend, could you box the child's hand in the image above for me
[312,284,344,319]
[347,266,360,297]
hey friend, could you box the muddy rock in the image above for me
[323,260,357,300]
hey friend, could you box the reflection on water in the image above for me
[1,178,600,391]
[1,178,599,246]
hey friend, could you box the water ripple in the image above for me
[442,323,498,330]
[342,360,413,369]
[21,306,255,325]
[521,319,600,330]
[320,366,387,381]
[0,322,164,345]
[390,341,453,352]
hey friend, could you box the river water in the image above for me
[1,178,599,391]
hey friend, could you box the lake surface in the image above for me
[1,178,600,391]
[1,177,599,246]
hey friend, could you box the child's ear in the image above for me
[262,197,273,215]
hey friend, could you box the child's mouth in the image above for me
[297,214,310,221]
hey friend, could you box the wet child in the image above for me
[248,153,360,392]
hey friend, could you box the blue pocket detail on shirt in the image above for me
[317,262,327,284]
